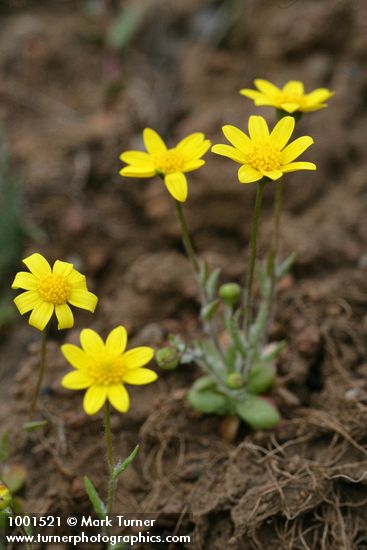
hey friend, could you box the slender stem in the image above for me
[28,330,47,421]
[268,180,283,290]
[104,402,115,516]
[174,200,199,274]
[244,181,265,335]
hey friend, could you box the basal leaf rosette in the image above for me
[12,253,98,331]
[119,129,211,202]
[240,79,334,114]
[212,115,316,184]
[61,326,157,415]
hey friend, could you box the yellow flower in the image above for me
[212,115,316,184]
[61,326,157,415]
[0,483,11,511]
[240,79,334,113]
[12,253,98,331]
[119,129,211,202]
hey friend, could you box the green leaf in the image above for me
[200,299,220,321]
[256,264,271,298]
[247,364,276,394]
[205,268,221,300]
[1,465,27,494]
[262,341,286,362]
[0,432,9,464]
[249,301,268,343]
[236,395,280,430]
[107,6,143,51]
[227,318,247,357]
[187,386,228,415]
[112,445,139,480]
[23,420,48,431]
[276,251,298,280]
[84,477,106,520]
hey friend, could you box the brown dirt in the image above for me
[1,0,367,548]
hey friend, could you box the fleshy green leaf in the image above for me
[247,364,276,394]
[112,445,139,480]
[205,268,221,300]
[23,420,48,431]
[84,476,106,520]
[276,251,298,280]
[1,465,27,494]
[236,395,280,430]
[200,299,220,321]
[187,386,228,415]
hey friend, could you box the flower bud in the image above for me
[226,373,245,389]
[219,283,241,307]
[155,347,180,370]
[0,483,11,511]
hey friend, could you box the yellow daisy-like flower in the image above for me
[61,326,157,415]
[119,129,211,202]
[212,115,316,184]
[12,253,98,331]
[240,79,334,114]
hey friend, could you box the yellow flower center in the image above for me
[88,356,125,386]
[247,143,282,172]
[154,149,185,174]
[278,92,306,107]
[37,274,70,305]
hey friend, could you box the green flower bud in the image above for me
[219,283,241,307]
[226,373,245,389]
[155,347,180,370]
[0,483,11,511]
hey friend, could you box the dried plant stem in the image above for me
[244,181,266,335]
[28,330,47,422]
[104,402,116,516]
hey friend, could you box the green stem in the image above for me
[268,180,283,292]
[28,330,47,422]
[104,402,115,516]
[244,181,265,335]
[174,200,199,274]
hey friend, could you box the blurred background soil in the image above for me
[1,0,367,548]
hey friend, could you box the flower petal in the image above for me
[176,133,205,155]
[120,166,156,178]
[28,302,54,331]
[262,170,283,181]
[270,116,295,150]
[164,172,188,202]
[143,128,167,155]
[222,125,252,153]
[281,136,314,164]
[23,253,51,279]
[280,102,300,113]
[124,347,154,369]
[52,260,74,277]
[123,368,158,385]
[306,88,334,104]
[283,80,304,95]
[211,144,246,164]
[107,384,130,413]
[106,326,128,356]
[80,329,105,356]
[68,289,98,313]
[248,116,269,143]
[281,162,317,173]
[183,159,205,172]
[55,304,74,330]
[14,290,40,314]
[66,269,87,289]
[254,79,281,95]
[183,140,211,162]
[62,370,92,390]
[120,151,154,166]
[12,272,38,290]
[83,385,107,415]
[61,344,91,369]
[238,165,263,184]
